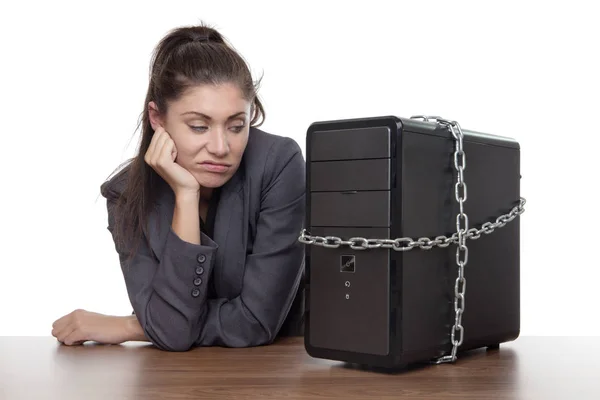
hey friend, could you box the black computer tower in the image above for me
[302,115,522,368]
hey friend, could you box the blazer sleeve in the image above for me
[194,138,306,347]
[105,195,220,352]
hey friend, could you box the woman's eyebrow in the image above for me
[180,111,247,120]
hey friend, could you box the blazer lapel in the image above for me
[143,169,248,299]
[212,167,247,298]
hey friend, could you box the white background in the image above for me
[0,0,598,336]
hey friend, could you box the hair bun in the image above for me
[189,28,223,44]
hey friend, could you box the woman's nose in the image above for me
[207,128,229,156]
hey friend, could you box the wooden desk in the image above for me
[0,336,598,399]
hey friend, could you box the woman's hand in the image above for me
[51,309,137,346]
[145,127,200,197]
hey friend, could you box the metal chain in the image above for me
[298,115,526,364]
[298,198,524,251]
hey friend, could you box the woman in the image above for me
[51,23,306,351]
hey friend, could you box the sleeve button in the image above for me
[191,288,200,298]
[193,277,202,286]
[195,266,204,275]
[197,254,206,263]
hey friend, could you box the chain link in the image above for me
[298,115,526,365]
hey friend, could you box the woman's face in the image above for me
[148,82,251,193]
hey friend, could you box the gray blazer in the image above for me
[100,126,306,351]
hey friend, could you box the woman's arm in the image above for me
[106,193,219,351]
[172,191,202,245]
[123,314,150,342]
[51,187,209,348]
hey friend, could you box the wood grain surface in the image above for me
[1,336,598,399]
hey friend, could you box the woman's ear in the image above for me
[148,101,164,131]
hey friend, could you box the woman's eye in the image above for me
[189,125,245,133]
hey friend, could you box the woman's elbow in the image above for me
[145,326,196,352]
[142,314,198,352]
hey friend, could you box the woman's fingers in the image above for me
[145,127,165,164]
[51,310,84,344]
[51,315,68,333]
[62,329,86,346]
[51,309,79,334]
[152,133,169,166]
[146,126,163,162]
[161,136,176,164]
[143,127,197,194]
[54,324,77,344]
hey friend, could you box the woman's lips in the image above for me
[199,162,230,173]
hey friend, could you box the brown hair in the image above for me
[100,22,265,262]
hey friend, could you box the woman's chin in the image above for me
[194,173,228,188]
